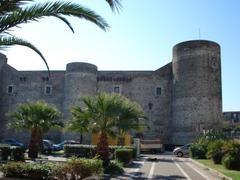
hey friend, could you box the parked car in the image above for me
[0,138,24,147]
[56,140,80,150]
[173,143,192,157]
[42,139,54,154]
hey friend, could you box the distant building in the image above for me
[223,112,240,124]
[0,40,223,145]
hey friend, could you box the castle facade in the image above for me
[0,40,223,145]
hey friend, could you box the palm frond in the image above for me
[105,0,122,13]
[0,1,109,33]
[0,36,50,74]
[0,0,31,15]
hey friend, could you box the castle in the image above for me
[0,40,223,145]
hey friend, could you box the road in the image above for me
[119,153,225,180]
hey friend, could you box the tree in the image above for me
[8,101,63,159]
[68,93,144,166]
[115,96,145,145]
[0,0,122,72]
[67,106,90,144]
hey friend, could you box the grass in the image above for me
[197,159,240,180]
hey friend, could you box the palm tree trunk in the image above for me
[80,133,83,144]
[28,127,40,159]
[96,130,109,167]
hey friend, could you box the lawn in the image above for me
[197,159,240,180]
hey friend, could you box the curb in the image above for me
[190,158,232,180]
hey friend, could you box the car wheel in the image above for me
[177,152,183,157]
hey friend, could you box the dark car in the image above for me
[0,138,24,147]
[173,143,192,157]
[57,140,80,150]
[42,139,54,154]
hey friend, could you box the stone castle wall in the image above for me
[0,40,223,145]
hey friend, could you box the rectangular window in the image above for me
[7,85,13,94]
[113,85,121,94]
[45,85,52,95]
[156,87,161,96]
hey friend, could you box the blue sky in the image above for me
[2,0,240,111]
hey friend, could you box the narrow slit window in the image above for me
[45,85,52,95]
[156,87,161,96]
[7,85,13,94]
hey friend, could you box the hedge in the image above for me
[64,144,136,159]
[115,148,133,165]
[0,158,103,179]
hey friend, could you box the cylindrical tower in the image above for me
[63,62,97,141]
[171,40,222,145]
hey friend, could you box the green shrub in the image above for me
[223,155,240,170]
[64,144,96,158]
[104,160,124,175]
[12,147,25,161]
[207,140,224,164]
[222,141,240,170]
[0,144,11,161]
[115,148,133,165]
[189,143,207,159]
[54,157,103,179]
[0,162,55,179]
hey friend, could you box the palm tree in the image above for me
[8,101,63,159]
[67,106,90,144]
[116,96,145,145]
[68,93,144,166]
[0,0,122,72]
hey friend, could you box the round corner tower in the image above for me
[63,62,98,119]
[171,40,222,145]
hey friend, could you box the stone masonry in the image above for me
[0,40,223,145]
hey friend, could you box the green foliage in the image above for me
[222,141,240,170]
[64,144,96,158]
[115,148,133,165]
[54,157,103,180]
[223,155,240,171]
[104,160,124,175]
[0,158,103,179]
[67,93,144,166]
[189,143,207,159]
[12,147,25,161]
[0,162,55,179]
[207,140,225,164]
[0,0,119,71]
[0,144,11,161]
[8,101,63,159]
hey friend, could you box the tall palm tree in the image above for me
[0,0,122,72]
[8,101,63,159]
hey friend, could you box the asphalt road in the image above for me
[121,153,225,180]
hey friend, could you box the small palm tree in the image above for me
[68,93,144,166]
[8,101,63,159]
[0,0,122,71]
[67,106,90,144]
[116,96,145,145]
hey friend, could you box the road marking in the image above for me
[130,161,145,173]
[148,162,156,179]
[173,158,192,180]
[185,161,209,180]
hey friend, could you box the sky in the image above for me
[2,0,240,111]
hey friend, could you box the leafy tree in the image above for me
[67,106,90,144]
[115,96,145,145]
[8,101,63,159]
[0,0,122,71]
[68,93,144,166]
